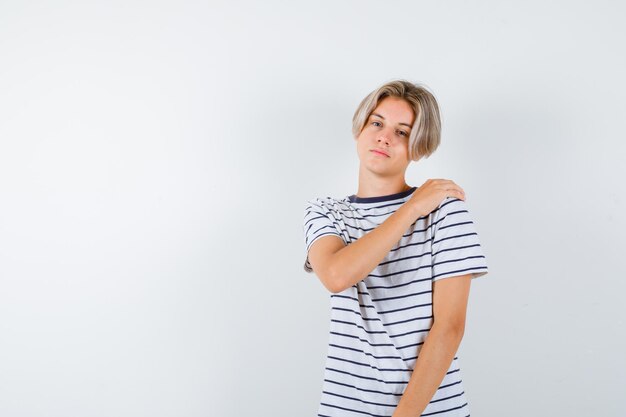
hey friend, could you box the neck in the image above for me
[354,179,411,199]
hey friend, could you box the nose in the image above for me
[377,127,394,144]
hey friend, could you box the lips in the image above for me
[371,149,389,157]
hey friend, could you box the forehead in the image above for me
[370,96,415,126]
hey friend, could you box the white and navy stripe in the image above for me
[302,186,488,417]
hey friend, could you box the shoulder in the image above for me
[304,196,346,215]
[430,197,475,230]
[432,197,465,218]
[304,196,331,208]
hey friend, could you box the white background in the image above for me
[1,1,624,416]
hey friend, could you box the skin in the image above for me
[353,95,418,198]
[352,96,473,417]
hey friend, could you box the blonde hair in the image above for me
[352,79,442,161]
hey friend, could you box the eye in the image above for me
[372,121,382,127]
[398,130,409,137]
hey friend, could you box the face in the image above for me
[355,96,415,177]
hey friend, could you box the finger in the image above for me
[435,183,462,192]
[441,186,464,197]
[447,182,464,193]
[439,179,459,188]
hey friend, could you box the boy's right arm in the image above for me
[307,202,423,294]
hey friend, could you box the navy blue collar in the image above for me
[348,186,417,203]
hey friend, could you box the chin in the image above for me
[365,164,396,176]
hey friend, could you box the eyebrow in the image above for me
[370,113,412,128]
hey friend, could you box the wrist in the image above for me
[401,199,425,220]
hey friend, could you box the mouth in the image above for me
[371,149,389,157]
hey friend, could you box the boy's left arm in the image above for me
[392,274,472,417]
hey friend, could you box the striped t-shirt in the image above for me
[302,186,489,417]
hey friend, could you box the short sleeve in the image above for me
[431,197,489,281]
[302,198,346,273]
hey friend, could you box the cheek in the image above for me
[398,143,410,159]
[356,138,369,152]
